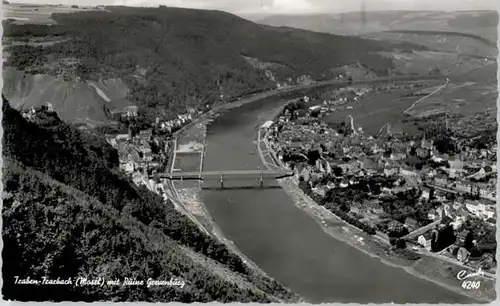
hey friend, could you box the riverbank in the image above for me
[171,125,265,271]
[165,75,490,303]
[273,173,495,303]
[164,81,338,282]
[257,119,495,303]
[170,74,441,140]
[169,121,303,303]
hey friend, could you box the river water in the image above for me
[201,96,474,303]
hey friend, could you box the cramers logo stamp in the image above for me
[457,268,483,290]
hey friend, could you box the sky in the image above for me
[7,0,499,14]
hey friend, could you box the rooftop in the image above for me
[261,120,273,129]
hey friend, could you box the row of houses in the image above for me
[416,198,496,251]
[153,112,194,134]
[464,200,496,221]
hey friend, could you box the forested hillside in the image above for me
[3,6,425,120]
[2,95,298,302]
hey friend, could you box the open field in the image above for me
[407,66,498,119]
[378,51,495,76]
[174,153,202,172]
[173,122,205,172]
[365,31,497,58]
[2,3,104,24]
[324,63,496,137]
[453,62,498,85]
[2,37,70,47]
[323,80,443,136]
[407,83,497,118]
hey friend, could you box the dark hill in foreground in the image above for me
[4,6,425,120]
[1,95,298,302]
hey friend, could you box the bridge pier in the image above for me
[260,172,263,188]
[220,173,224,189]
[198,172,203,189]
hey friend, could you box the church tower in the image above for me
[421,134,426,149]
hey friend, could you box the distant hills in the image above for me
[3,6,426,123]
[2,94,299,302]
[255,11,498,42]
[361,29,497,58]
[253,10,497,81]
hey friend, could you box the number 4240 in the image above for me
[462,280,481,290]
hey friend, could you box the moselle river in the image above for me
[201,97,474,303]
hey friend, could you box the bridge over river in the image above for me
[155,169,294,189]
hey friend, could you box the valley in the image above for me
[2,3,497,303]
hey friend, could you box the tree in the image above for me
[464,231,474,251]
[333,166,343,177]
[396,239,406,249]
[429,187,435,200]
[339,201,349,213]
[434,137,455,154]
[298,180,308,191]
[307,150,320,166]
[435,225,456,251]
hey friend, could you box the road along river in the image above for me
[200,93,477,303]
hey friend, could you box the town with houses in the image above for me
[262,86,497,273]
[20,78,498,277]
[21,80,496,276]
[5,1,500,303]
[98,78,359,201]
[103,107,198,202]
[20,102,185,199]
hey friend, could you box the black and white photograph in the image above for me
[1,0,498,303]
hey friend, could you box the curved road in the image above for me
[403,77,449,114]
